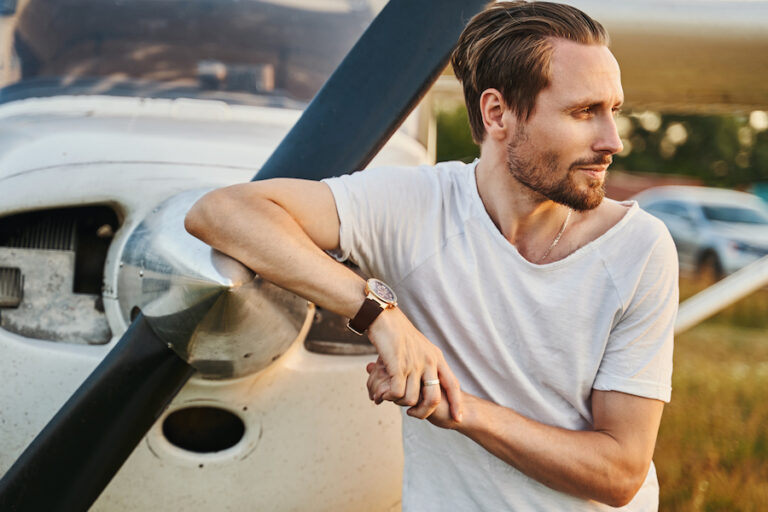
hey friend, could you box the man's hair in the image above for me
[451,1,609,143]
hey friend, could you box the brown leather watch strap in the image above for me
[347,298,385,335]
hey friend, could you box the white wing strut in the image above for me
[675,255,768,334]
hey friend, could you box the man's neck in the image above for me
[475,153,570,254]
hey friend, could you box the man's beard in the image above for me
[506,128,607,212]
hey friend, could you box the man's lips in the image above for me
[570,156,612,179]
[575,165,608,178]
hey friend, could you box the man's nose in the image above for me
[593,115,623,155]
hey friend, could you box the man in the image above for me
[185,2,677,510]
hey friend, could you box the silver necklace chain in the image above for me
[538,208,572,263]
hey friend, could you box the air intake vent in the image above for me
[0,206,119,344]
[163,407,245,453]
[1,215,76,251]
[0,267,23,308]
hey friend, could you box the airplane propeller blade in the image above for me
[254,0,488,182]
[0,314,194,511]
[0,1,488,510]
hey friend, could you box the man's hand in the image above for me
[423,389,461,430]
[366,355,462,428]
[364,312,463,423]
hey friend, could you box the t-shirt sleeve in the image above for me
[322,165,440,283]
[593,221,678,402]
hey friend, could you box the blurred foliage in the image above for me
[435,105,768,189]
[659,321,768,511]
[657,278,768,511]
[614,112,768,189]
[435,105,479,163]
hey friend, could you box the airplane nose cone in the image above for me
[117,189,312,379]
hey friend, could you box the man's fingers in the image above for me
[394,372,421,407]
[366,368,377,400]
[367,358,388,401]
[407,377,441,419]
[369,374,390,404]
[374,382,390,404]
[439,363,464,422]
[384,371,406,401]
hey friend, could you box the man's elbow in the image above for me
[601,467,647,508]
[185,188,226,244]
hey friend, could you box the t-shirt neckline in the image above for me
[465,159,639,270]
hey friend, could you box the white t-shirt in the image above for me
[323,160,677,511]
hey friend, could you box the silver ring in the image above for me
[423,379,440,386]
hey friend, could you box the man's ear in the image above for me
[479,88,513,141]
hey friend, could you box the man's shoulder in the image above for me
[365,159,473,184]
[622,200,675,246]
[338,160,478,211]
[325,160,471,191]
[577,199,671,253]
[600,199,678,269]
[597,199,672,241]
[321,161,477,278]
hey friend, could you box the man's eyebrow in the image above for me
[564,98,624,110]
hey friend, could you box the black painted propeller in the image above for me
[0,315,194,511]
[0,1,488,510]
[255,0,489,182]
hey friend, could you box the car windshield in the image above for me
[702,204,768,225]
[0,0,376,107]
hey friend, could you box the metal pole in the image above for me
[675,255,768,334]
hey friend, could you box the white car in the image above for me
[633,186,768,279]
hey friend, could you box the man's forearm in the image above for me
[186,182,464,421]
[186,184,365,318]
[440,392,662,507]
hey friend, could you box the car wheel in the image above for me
[697,251,724,284]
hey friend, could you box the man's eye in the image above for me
[574,108,593,117]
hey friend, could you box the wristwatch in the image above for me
[347,278,398,335]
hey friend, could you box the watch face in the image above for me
[368,278,397,304]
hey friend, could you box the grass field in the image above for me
[655,279,768,511]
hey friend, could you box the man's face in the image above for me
[505,39,624,211]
